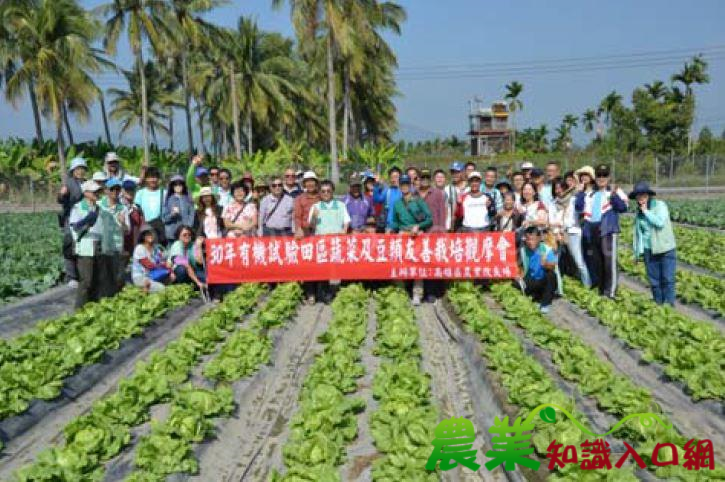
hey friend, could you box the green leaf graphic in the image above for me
[540,407,556,424]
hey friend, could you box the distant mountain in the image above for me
[394,123,448,143]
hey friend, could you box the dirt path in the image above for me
[181,303,330,482]
[341,298,381,482]
[0,285,75,339]
[418,302,523,482]
[619,275,724,331]
[0,301,211,479]
[547,299,725,454]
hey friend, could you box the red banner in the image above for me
[205,232,518,284]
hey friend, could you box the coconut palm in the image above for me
[97,0,169,167]
[504,80,523,153]
[563,113,578,130]
[1,0,44,143]
[109,61,181,143]
[166,0,226,155]
[5,0,105,179]
[644,80,666,100]
[274,0,351,183]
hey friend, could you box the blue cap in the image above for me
[362,170,375,179]
[195,166,209,177]
[106,178,122,189]
[400,174,412,184]
[122,180,137,191]
[449,161,464,172]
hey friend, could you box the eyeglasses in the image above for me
[285,174,296,178]
[320,189,333,193]
[272,183,283,188]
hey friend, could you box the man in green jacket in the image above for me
[186,154,217,201]
[391,175,432,306]
[390,175,433,234]
[630,181,677,306]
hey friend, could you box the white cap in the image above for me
[468,171,482,180]
[302,171,318,181]
[521,161,534,170]
[105,152,120,163]
[69,157,87,172]
[81,180,103,193]
[92,171,108,183]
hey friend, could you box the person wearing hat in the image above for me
[163,175,196,243]
[259,176,295,236]
[630,182,676,306]
[134,166,167,244]
[99,178,129,295]
[104,152,139,184]
[418,169,446,233]
[58,157,89,287]
[519,226,558,314]
[520,161,535,181]
[456,171,495,233]
[68,180,105,307]
[575,164,628,298]
[131,224,174,293]
[443,161,468,232]
[361,171,380,229]
[120,180,145,282]
[343,174,373,232]
[195,186,224,239]
[186,154,216,201]
[372,166,403,232]
[390,174,432,306]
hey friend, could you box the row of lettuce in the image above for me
[450,282,724,480]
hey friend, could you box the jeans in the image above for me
[583,223,618,297]
[643,249,676,306]
[567,233,591,287]
[524,271,557,307]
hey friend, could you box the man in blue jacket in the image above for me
[575,164,628,298]
[373,166,402,232]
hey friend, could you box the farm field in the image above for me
[0,199,722,481]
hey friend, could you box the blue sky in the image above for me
[2,0,724,146]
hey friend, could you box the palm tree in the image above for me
[504,80,523,153]
[109,61,180,143]
[166,0,225,156]
[5,0,104,179]
[1,0,44,143]
[644,80,666,100]
[97,0,169,167]
[672,55,709,96]
[581,109,597,133]
[274,0,350,183]
[598,90,622,128]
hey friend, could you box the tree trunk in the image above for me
[181,53,195,155]
[99,93,112,145]
[349,97,357,150]
[327,34,339,183]
[196,98,206,155]
[510,110,516,153]
[168,107,175,152]
[138,51,150,167]
[222,126,229,158]
[62,102,75,146]
[55,102,67,184]
[246,102,253,155]
[28,81,44,144]
[342,65,350,160]
[230,67,241,159]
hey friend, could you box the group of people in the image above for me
[57,152,677,311]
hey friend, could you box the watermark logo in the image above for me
[425,404,715,473]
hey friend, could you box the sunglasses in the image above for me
[272,183,283,187]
